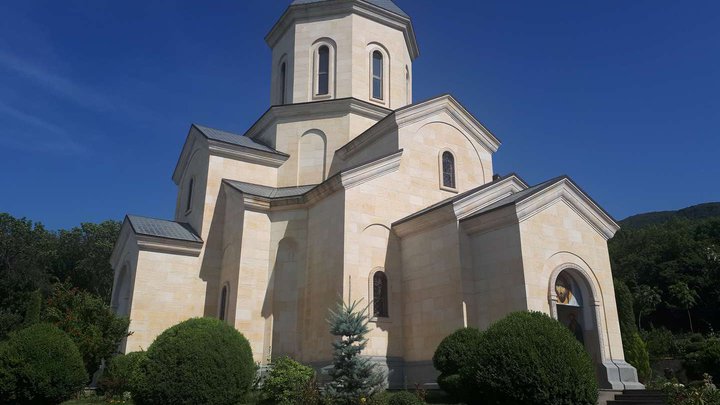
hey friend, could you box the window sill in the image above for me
[369,97,386,106]
[439,185,458,193]
[370,316,391,324]
[313,94,333,101]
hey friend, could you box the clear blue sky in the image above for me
[1,0,718,230]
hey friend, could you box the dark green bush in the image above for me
[643,327,678,358]
[684,338,720,382]
[98,351,147,397]
[461,311,598,405]
[0,323,87,404]
[431,327,482,400]
[262,356,314,404]
[132,317,255,405]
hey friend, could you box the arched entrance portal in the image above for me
[550,268,603,379]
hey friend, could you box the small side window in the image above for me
[185,178,194,212]
[441,151,456,189]
[219,285,228,321]
[372,271,388,318]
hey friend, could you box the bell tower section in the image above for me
[266,0,419,109]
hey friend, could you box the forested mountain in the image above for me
[620,202,720,229]
[609,203,720,333]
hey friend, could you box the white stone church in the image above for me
[110,0,641,389]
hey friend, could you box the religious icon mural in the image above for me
[555,273,581,306]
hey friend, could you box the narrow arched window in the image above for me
[186,178,194,212]
[219,285,228,321]
[373,271,388,318]
[280,62,287,104]
[317,46,329,95]
[372,51,383,100]
[442,152,456,189]
[405,65,410,104]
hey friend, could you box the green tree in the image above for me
[635,284,661,330]
[326,300,384,404]
[0,214,55,337]
[669,281,699,333]
[614,279,651,381]
[52,220,121,302]
[42,283,130,377]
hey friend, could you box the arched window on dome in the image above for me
[441,151,456,190]
[219,284,228,321]
[372,271,388,318]
[317,45,330,96]
[280,61,287,104]
[372,50,383,100]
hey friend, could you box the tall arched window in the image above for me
[185,178,194,212]
[280,61,287,104]
[219,285,228,321]
[442,151,456,189]
[317,45,329,96]
[372,50,383,100]
[405,65,410,104]
[373,271,388,318]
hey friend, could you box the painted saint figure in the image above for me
[555,274,579,306]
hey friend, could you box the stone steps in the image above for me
[606,390,667,405]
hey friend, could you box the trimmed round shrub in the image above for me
[133,317,255,405]
[461,311,598,405]
[262,356,314,404]
[99,351,147,397]
[388,391,424,405]
[432,327,482,400]
[0,323,87,404]
[684,338,720,382]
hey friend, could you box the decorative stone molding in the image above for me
[266,1,419,60]
[134,235,203,256]
[336,94,501,163]
[514,178,619,240]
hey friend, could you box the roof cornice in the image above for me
[266,0,419,60]
[134,235,203,257]
[206,139,289,168]
[336,94,502,162]
[224,149,403,212]
[245,98,391,142]
[460,177,620,240]
[172,127,290,185]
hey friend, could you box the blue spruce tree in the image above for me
[326,299,384,403]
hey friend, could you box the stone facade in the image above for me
[110,0,641,390]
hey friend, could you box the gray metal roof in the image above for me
[291,0,409,18]
[192,124,288,156]
[224,180,317,199]
[126,215,202,243]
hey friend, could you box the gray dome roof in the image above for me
[290,0,409,18]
